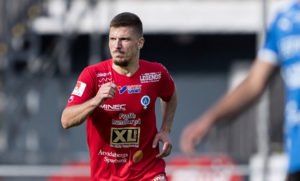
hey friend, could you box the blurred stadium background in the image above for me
[0,0,289,180]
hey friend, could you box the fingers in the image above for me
[180,120,208,156]
[153,132,173,159]
[109,82,118,89]
[152,134,159,148]
[156,141,172,159]
[98,82,117,100]
[180,125,197,156]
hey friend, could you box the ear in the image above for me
[138,37,145,49]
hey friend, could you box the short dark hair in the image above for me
[110,12,143,37]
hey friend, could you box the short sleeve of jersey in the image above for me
[66,67,95,107]
[257,13,281,65]
[158,64,175,101]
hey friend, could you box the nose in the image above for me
[116,39,122,49]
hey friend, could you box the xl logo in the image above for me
[110,127,140,145]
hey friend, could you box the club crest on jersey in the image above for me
[110,127,140,148]
[141,95,150,109]
[72,81,86,97]
[119,85,142,94]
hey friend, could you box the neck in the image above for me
[112,59,139,76]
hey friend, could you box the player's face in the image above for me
[109,26,144,67]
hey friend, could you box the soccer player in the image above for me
[180,1,300,180]
[61,12,177,181]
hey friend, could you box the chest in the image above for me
[95,71,161,117]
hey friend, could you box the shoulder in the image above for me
[85,59,111,70]
[264,1,299,36]
[82,59,111,74]
[273,0,298,22]
[139,59,168,71]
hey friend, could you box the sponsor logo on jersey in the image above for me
[119,85,142,94]
[119,113,136,119]
[112,119,141,126]
[68,95,74,103]
[98,78,112,83]
[97,72,112,77]
[72,81,86,97]
[151,174,167,181]
[98,149,128,164]
[97,72,113,83]
[110,127,140,148]
[112,113,141,126]
[141,95,150,109]
[140,72,161,83]
[100,104,126,111]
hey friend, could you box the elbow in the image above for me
[61,118,71,129]
[61,106,86,129]
[61,113,72,129]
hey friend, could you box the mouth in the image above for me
[115,54,124,59]
[114,50,124,54]
[114,51,125,57]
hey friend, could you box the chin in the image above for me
[113,59,129,67]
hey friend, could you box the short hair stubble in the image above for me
[110,12,143,37]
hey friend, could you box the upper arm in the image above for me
[158,64,176,101]
[160,88,177,105]
[66,68,95,107]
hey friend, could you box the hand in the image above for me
[179,118,212,156]
[152,130,172,158]
[95,82,117,105]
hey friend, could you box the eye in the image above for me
[121,38,130,41]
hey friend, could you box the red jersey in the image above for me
[66,59,175,181]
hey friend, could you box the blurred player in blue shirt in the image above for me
[180,1,300,180]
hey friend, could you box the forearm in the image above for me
[153,90,177,158]
[180,59,275,155]
[160,90,177,133]
[61,97,101,129]
[61,82,117,129]
[204,77,266,125]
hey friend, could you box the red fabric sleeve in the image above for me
[66,67,96,107]
[158,64,175,101]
